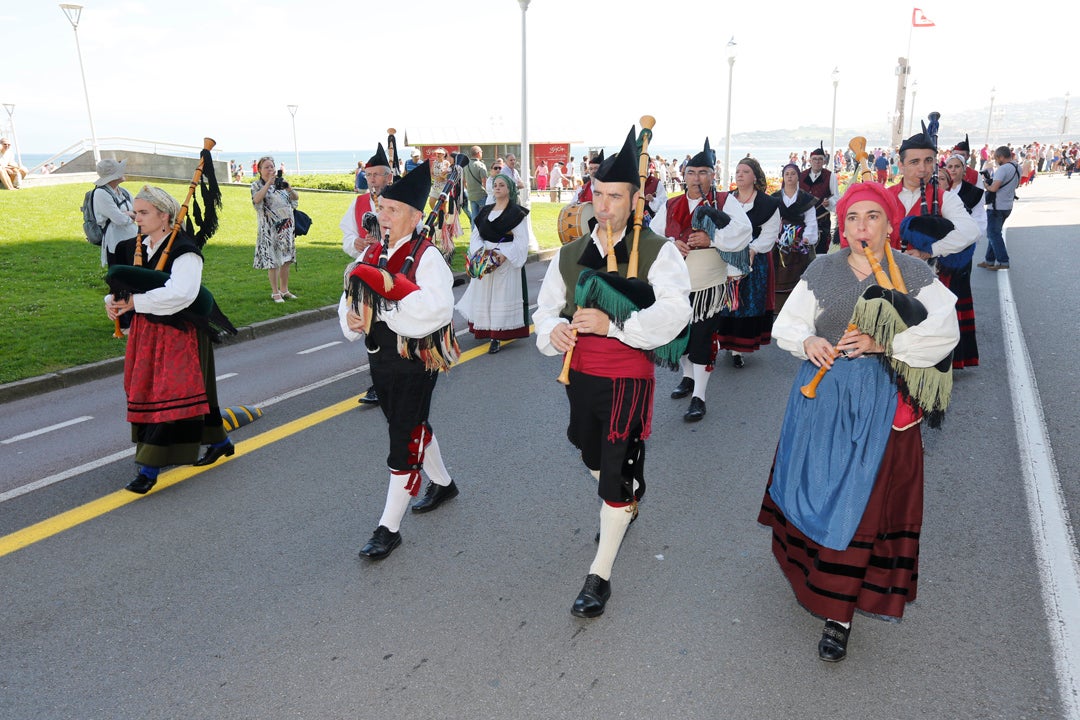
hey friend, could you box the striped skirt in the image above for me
[757,425,924,623]
[938,263,979,368]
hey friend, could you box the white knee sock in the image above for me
[422,434,452,487]
[589,502,634,580]
[691,363,711,400]
[590,469,601,482]
[377,471,412,532]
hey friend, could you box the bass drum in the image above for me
[557,202,595,245]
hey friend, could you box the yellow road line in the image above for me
[0,332,527,558]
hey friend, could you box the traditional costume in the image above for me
[340,144,392,259]
[572,151,603,204]
[939,160,985,369]
[798,144,838,254]
[455,174,531,350]
[771,166,819,314]
[951,135,982,186]
[338,161,461,560]
[758,182,959,661]
[714,163,781,364]
[534,127,691,617]
[650,137,752,421]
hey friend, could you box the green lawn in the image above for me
[0,181,563,385]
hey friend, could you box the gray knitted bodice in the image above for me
[803,249,935,343]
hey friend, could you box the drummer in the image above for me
[571,151,604,205]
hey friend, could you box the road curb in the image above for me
[0,248,560,405]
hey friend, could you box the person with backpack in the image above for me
[89,159,139,268]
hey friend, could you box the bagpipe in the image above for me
[898,112,971,271]
[798,239,952,427]
[387,127,401,182]
[105,137,236,340]
[344,153,468,372]
[557,116,689,385]
[849,136,875,184]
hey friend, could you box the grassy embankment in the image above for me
[0,177,562,384]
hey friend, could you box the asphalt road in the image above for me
[2,178,1078,719]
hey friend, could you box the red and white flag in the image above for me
[912,7,935,27]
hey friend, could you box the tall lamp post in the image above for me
[287,104,299,173]
[518,0,531,208]
[829,67,839,168]
[2,104,21,169]
[723,37,737,189]
[59,4,100,163]
[984,87,996,149]
[1062,91,1071,145]
[907,79,918,136]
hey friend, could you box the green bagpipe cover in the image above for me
[106,265,237,337]
[574,268,689,371]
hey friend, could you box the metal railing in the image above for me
[29,136,219,174]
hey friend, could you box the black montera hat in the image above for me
[365,143,390,169]
[953,134,971,153]
[899,132,936,154]
[810,141,827,157]
[589,150,605,166]
[686,138,715,168]
[593,126,640,188]
[381,160,430,211]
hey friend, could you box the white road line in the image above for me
[2,416,94,445]
[1000,266,1080,719]
[2,313,538,501]
[216,373,238,381]
[297,342,342,355]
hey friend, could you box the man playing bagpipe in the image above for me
[534,125,692,618]
[650,137,752,422]
[338,161,460,561]
[340,142,396,407]
[799,143,838,255]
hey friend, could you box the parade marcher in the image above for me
[950,135,981,186]
[340,143,397,406]
[714,157,781,368]
[650,137,752,422]
[935,155,985,368]
[799,143,838,254]
[534,127,691,617]
[338,161,460,561]
[572,151,603,204]
[104,184,236,494]
[456,172,531,354]
[758,181,959,662]
[771,162,819,314]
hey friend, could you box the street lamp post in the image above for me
[907,80,918,136]
[59,4,100,163]
[829,67,839,168]
[518,0,531,208]
[2,104,21,169]
[984,87,996,149]
[287,104,299,174]
[1062,91,1071,144]
[723,37,736,189]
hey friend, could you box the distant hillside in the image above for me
[734,96,1073,150]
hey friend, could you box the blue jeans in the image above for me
[468,199,484,223]
[985,208,1011,265]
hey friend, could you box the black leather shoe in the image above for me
[571,574,611,618]
[358,385,380,405]
[488,339,501,354]
[193,439,235,467]
[732,353,745,368]
[670,376,694,399]
[684,397,706,422]
[411,480,459,513]
[358,525,401,560]
[125,473,157,494]
[818,620,851,662]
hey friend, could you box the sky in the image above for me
[2,0,1075,157]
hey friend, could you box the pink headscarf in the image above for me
[836,182,904,249]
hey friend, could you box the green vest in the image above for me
[557,226,668,318]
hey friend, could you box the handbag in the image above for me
[293,209,313,236]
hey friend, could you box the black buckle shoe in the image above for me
[683,396,706,422]
[818,620,851,662]
[358,525,401,560]
[193,439,235,467]
[670,376,694,399]
[488,339,501,355]
[125,473,157,494]
[571,574,611,618]
[732,353,745,368]
[411,480,459,514]
[358,385,380,405]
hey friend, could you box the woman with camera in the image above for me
[251,155,299,302]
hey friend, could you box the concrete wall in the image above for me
[49,149,228,183]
